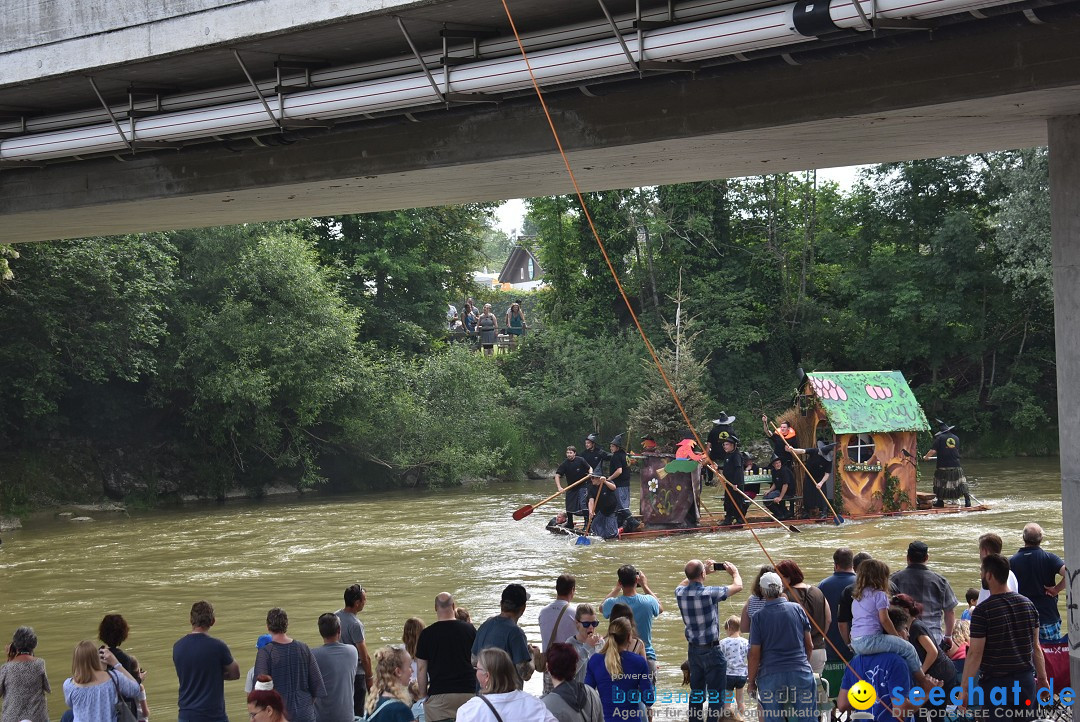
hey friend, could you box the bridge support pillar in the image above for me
[1049,115,1080,678]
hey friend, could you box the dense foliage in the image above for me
[0,151,1059,510]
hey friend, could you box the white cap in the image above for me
[760,572,783,592]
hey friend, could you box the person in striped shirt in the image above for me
[958,553,1048,721]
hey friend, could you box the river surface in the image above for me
[0,457,1067,720]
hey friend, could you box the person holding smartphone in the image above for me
[676,559,744,722]
[62,641,141,722]
[601,565,663,679]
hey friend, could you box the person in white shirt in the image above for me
[455,648,556,722]
[538,574,578,694]
[975,533,1019,604]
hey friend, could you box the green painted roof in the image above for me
[806,371,929,435]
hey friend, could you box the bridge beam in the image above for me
[1049,114,1080,680]
[4,11,1080,242]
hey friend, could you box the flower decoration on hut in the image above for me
[648,478,659,493]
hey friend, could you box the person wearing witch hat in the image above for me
[580,434,610,475]
[790,440,836,519]
[924,420,970,507]
[705,413,736,486]
[607,434,633,525]
[586,473,621,539]
[719,435,749,526]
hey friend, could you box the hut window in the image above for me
[847,434,875,463]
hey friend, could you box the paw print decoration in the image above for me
[865,384,893,400]
[811,376,848,401]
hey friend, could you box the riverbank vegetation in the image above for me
[0,152,1058,512]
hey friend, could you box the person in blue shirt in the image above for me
[818,549,856,663]
[746,572,816,722]
[837,607,922,722]
[601,565,663,676]
[585,618,653,722]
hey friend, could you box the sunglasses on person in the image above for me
[579,620,599,627]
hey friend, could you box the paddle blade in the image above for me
[512,505,534,521]
[833,515,845,525]
[575,535,592,545]
[788,525,802,533]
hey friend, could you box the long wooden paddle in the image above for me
[773,423,845,525]
[512,475,591,520]
[576,477,608,545]
[703,459,800,533]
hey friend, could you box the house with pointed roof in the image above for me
[497,244,544,290]
[793,370,930,515]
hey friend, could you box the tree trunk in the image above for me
[643,224,660,315]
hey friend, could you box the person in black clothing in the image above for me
[924,420,970,507]
[607,434,633,525]
[791,440,835,519]
[586,473,621,539]
[763,455,794,519]
[704,413,736,486]
[719,436,749,526]
[555,446,593,529]
[890,592,958,698]
[580,434,609,475]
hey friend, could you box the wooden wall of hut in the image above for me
[639,454,702,527]
[835,430,918,515]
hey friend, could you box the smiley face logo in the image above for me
[847,680,877,710]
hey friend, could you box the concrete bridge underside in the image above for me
[3,9,1080,243]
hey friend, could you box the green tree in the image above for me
[627,320,712,448]
[499,327,643,456]
[526,191,638,334]
[0,235,177,437]
[337,346,531,485]
[988,148,1052,302]
[164,226,362,489]
[311,205,495,351]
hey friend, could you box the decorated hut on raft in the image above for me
[637,438,704,528]
[799,370,930,515]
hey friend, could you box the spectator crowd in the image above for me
[0,523,1068,722]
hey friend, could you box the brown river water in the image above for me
[0,457,1067,720]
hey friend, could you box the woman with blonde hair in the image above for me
[62,640,141,721]
[605,604,646,660]
[365,646,416,721]
[455,648,556,721]
[584,618,653,722]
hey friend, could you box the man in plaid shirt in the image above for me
[676,559,743,722]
